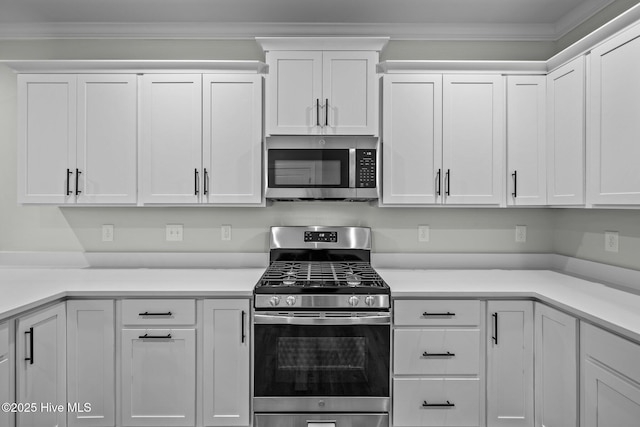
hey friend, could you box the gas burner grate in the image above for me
[258,261,387,289]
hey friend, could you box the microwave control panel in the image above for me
[356,149,377,188]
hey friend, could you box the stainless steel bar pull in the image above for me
[422,351,455,357]
[24,327,34,365]
[422,400,455,408]
[241,310,246,343]
[194,168,199,195]
[139,311,173,316]
[422,311,455,317]
[512,171,518,198]
[66,169,73,196]
[492,312,499,344]
[139,333,172,339]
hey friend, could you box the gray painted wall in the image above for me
[1,36,639,271]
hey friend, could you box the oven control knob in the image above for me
[269,296,281,307]
[285,296,297,306]
[348,296,360,306]
[365,296,376,307]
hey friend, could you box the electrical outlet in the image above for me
[418,225,430,242]
[515,225,527,243]
[221,225,232,241]
[102,224,114,242]
[605,231,619,253]
[166,224,183,242]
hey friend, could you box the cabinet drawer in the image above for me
[393,378,480,426]
[394,329,480,375]
[122,299,196,326]
[395,300,481,326]
[582,322,640,384]
[0,322,7,358]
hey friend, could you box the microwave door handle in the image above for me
[349,149,356,188]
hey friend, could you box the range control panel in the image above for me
[356,149,377,188]
[304,231,338,243]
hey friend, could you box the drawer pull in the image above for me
[139,333,172,339]
[139,311,173,316]
[422,351,455,357]
[422,311,455,317]
[422,400,455,408]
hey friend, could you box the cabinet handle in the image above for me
[139,311,173,316]
[204,168,209,195]
[325,98,329,127]
[194,168,199,195]
[241,310,246,343]
[445,169,451,196]
[24,327,34,365]
[139,333,172,339]
[436,169,441,196]
[492,312,498,345]
[422,400,455,408]
[66,169,73,196]
[512,171,518,198]
[422,311,455,317]
[316,99,320,126]
[422,351,455,357]
[75,169,82,195]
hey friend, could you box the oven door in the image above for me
[253,312,390,413]
[266,149,356,199]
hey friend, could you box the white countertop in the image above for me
[1,267,639,344]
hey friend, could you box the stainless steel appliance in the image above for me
[265,137,378,200]
[253,226,390,427]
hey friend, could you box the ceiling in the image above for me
[0,0,618,40]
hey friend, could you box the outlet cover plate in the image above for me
[605,231,619,253]
[166,224,183,242]
[418,225,430,242]
[102,224,114,242]
[515,225,527,243]
[221,225,232,241]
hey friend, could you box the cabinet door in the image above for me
[0,321,14,427]
[266,51,323,135]
[67,300,114,427]
[507,75,546,206]
[583,359,640,427]
[141,74,202,204]
[77,75,137,204]
[121,329,196,426]
[534,304,578,427]
[546,57,585,205]
[17,74,77,204]
[203,300,250,427]
[382,75,443,205]
[203,75,263,204]
[443,75,503,205]
[589,25,640,205]
[323,51,378,135]
[486,301,534,427]
[16,303,66,427]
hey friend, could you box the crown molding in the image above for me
[378,60,547,74]
[0,21,560,41]
[0,59,267,73]
[256,36,389,52]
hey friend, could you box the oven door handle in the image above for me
[253,313,391,325]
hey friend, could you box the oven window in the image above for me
[254,324,390,397]
[268,149,350,188]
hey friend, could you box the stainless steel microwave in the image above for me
[266,138,378,200]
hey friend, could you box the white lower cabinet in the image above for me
[67,300,115,427]
[393,299,483,427]
[1,321,14,427]
[16,303,67,427]
[120,299,197,427]
[486,301,534,427]
[581,322,640,427]
[202,299,250,427]
[534,303,578,427]
[394,378,481,426]
[121,329,196,427]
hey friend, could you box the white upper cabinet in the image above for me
[266,51,323,135]
[18,75,77,204]
[506,75,547,206]
[18,74,137,204]
[77,75,138,204]
[203,74,263,204]
[141,74,203,204]
[442,74,504,205]
[141,73,263,205]
[382,74,443,205]
[588,24,640,205]
[547,57,585,205]
[263,40,382,136]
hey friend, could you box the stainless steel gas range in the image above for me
[253,226,391,427]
